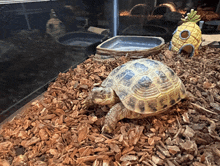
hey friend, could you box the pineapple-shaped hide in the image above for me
[46,9,66,39]
[169,9,202,57]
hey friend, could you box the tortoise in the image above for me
[84,58,187,133]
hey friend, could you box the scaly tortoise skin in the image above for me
[84,58,186,133]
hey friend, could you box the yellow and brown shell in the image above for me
[101,59,186,114]
[169,9,202,57]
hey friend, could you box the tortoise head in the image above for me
[83,87,118,108]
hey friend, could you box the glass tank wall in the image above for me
[117,0,220,40]
[0,0,220,122]
[0,0,112,122]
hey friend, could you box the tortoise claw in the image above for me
[81,98,92,109]
[101,124,114,134]
[81,103,87,109]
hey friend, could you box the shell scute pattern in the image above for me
[116,69,135,87]
[101,59,186,114]
[102,78,114,88]
[159,94,169,105]
[109,64,126,76]
[167,67,175,76]
[133,62,149,73]
[132,76,158,98]
[147,99,158,112]
[117,89,128,100]
[125,96,136,110]
[145,59,160,67]
[180,83,186,95]
[102,64,125,87]
[138,100,145,112]
[156,70,173,92]
[155,70,168,83]
[138,76,152,89]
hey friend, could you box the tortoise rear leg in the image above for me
[102,102,147,133]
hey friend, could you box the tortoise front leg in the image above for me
[102,102,146,133]
[102,102,126,133]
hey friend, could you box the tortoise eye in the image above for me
[49,24,53,29]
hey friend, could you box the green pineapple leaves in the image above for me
[181,9,201,23]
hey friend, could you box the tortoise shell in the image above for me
[101,58,186,114]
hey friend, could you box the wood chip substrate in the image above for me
[0,45,220,166]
